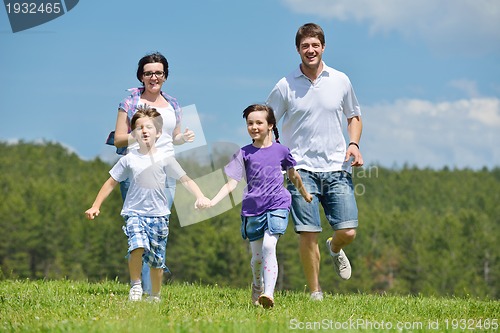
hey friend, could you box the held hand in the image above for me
[85,208,100,220]
[182,128,195,143]
[345,145,364,167]
[194,197,211,209]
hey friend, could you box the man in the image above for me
[266,23,363,301]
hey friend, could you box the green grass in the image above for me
[1,280,498,332]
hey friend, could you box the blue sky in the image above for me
[1,0,499,170]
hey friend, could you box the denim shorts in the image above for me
[241,209,289,242]
[287,170,358,233]
[122,215,169,269]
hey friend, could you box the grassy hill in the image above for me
[1,280,498,332]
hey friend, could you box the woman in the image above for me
[108,52,194,294]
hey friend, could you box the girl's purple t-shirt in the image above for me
[224,142,297,216]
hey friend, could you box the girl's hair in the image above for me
[136,52,169,82]
[295,23,325,49]
[242,104,280,143]
[131,106,163,132]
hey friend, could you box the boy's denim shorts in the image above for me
[287,170,358,233]
[241,209,289,242]
[122,215,169,269]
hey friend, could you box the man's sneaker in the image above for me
[128,284,143,301]
[258,294,274,309]
[251,284,263,306]
[326,237,352,280]
[310,290,324,301]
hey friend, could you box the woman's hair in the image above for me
[295,23,325,49]
[136,52,169,82]
[131,106,163,132]
[242,104,280,143]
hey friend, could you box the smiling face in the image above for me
[297,36,325,71]
[246,110,273,146]
[141,62,165,95]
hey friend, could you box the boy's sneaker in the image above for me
[326,237,352,280]
[310,291,324,301]
[146,295,161,303]
[251,284,263,306]
[128,284,143,301]
[258,294,274,309]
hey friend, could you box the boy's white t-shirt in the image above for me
[109,150,186,216]
[266,63,361,173]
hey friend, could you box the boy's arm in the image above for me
[178,175,211,208]
[210,178,238,206]
[85,177,119,219]
[287,168,313,203]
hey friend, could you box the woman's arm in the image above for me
[173,125,195,145]
[113,110,135,148]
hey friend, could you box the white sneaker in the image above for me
[326,237,352,280]
[128,284,143,301]
[310,291,324,301]
[146,295,161,303]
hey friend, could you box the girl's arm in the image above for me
[287,168,313,203]
[85,177,119,219]
[210,178,239,206]
[178,175,211,208]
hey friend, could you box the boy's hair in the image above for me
[131,106,163,132]
[136,52,169,82]
[242,104,280,143]
[295,23,325,49]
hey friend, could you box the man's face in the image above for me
[297,37,325,69]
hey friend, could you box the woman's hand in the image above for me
[181,128,195,143]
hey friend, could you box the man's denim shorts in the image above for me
[241,209,289,242]
[287,170,358,233]
[122,215,169,269]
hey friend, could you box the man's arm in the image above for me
[346,116,364,167]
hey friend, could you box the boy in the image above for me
[85,106,210,301]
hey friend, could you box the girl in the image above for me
[210,104,312,308]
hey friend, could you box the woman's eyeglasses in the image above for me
[143,71,165,78]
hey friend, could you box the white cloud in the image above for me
[448,79,480,98]
[361,97,500,169]
[282,0,500,55]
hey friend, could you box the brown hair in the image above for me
[131,106,163,133]
[295,23,325,49]
[242,104,280,143]
[136,52,169,82]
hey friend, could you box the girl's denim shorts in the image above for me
[241,209,289,242]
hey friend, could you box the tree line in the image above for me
[0,141,498,299]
